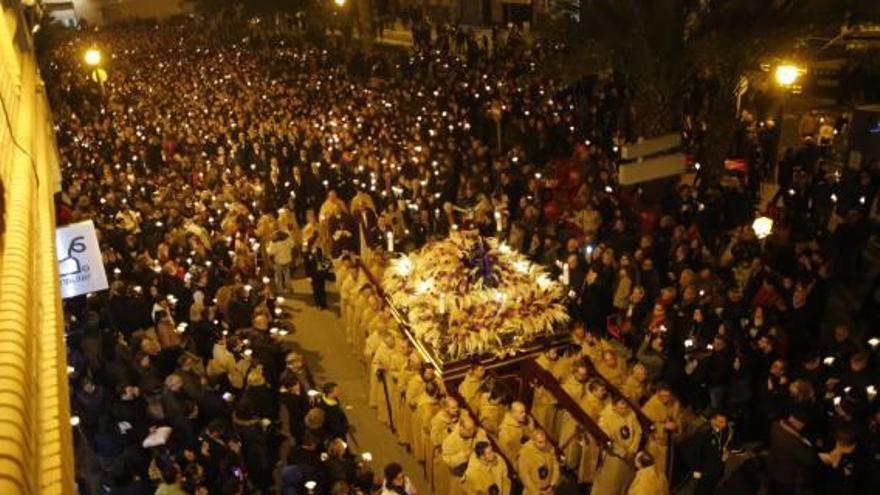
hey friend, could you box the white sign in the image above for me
[56,220,108,299]
[619,153,687,185]
[621,134,682,160]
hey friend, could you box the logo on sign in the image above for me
[56,220,108,299]
[58,236,90,277]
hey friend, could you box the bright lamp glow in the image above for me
[774,64,800,87]
[334,0,346,6]
[84,48,102,67]
[752,216,774,240]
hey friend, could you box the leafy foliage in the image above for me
[540,0,880,165]
[383,233,569,361]
[182,0,311,16]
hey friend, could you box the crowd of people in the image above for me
[46,9,880,495]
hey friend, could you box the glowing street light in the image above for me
[752,216,774,240]
[774,64,802,88]
[83,48,108,94]
[84,48,102,67]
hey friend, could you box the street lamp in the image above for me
[771,63,804,167]
[84,48,102,67]
[84,48,108,94]
[774,64,802,88]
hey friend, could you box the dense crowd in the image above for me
[47,12,880,495]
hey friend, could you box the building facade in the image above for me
[43,0,190,26]
[0,2,75,495]
[397,0,539,25]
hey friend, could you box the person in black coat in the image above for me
[279,374,311,445]
[325,438,358,488]
[227,287,255,332]
[580,268,612,333]
[304,243,331,310]
[819,426,865,495]
[241,315,285,389]
[696,335,736,413]
[109,384,151,447]
[864,408,880,494]
[161,374,198,449]
[203,421,249,492]
[287,433,326,491]
[767,412,821,494]
[318,382,349,442]
[233,400,273,492]
[290,165,322,224]
[327,211,358,259]
[242,365,276,421]
[690,411,735,495]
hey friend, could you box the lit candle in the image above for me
[562,262,570,286]
[494,210,502,233]
[386,231,394,252]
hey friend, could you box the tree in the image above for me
[540,0,880,175]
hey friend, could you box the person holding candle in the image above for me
[304,233,331,310]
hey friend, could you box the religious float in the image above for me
[381,231,570,373]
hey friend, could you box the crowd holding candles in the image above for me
[47,10,880,495]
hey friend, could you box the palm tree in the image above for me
[540,0,880,174]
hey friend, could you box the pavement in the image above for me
[280,276,432,494]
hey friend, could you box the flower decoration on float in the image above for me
[382,231,568,361]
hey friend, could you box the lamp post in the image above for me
[774,64,801,88]
[84,48,101,67]
[772,63,803,159]
[84,47,107,94]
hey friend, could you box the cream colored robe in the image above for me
[517,440,560,495]
[641,394,684,478]
[361,310,382,365]
[412,394,441,463]
[385,350,409,432]
[478,399,506,436]
[530,355,563,434]
[576,390,607,483]
[442,426,489,495]
[594,356,628,389]
[430,410,459,495]
[620,374,649,405]
[627,466,669,495]
[398,373,427,446]
[591,406,642,495]
[497,413,533,461]
[556,376,588,470]
[462,454,510,495]
[369,341,395,424]
[457,374,486,413]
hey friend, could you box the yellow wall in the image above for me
[0,3,74,495]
